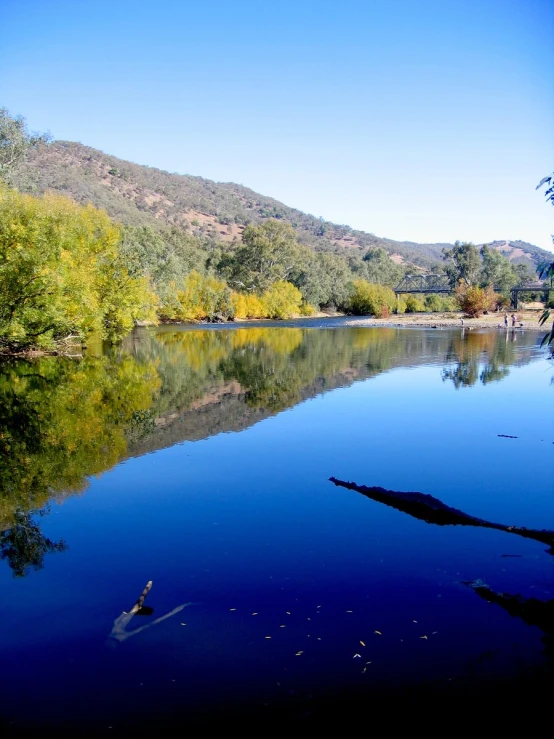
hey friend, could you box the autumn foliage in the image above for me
[454,283,497,317]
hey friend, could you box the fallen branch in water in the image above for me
[107,580,194,646]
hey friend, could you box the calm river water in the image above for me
[0,319,552,732]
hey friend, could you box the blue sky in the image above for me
[1,0,553,250]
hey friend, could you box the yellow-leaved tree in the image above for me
[0,187,157,349]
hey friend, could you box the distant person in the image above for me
[511,313,517,327]
[504,313,508,329]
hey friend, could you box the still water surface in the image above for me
[0,319,552,729]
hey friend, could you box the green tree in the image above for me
[363,247,404,287]
[222,220,302,293]
[513,262,534,283]
[442,241,482,287]
[536,173,554,346]
[480,245,518,292]
[316,252,353,308]
[0,108,50,184]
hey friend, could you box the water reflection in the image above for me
[0,508,67,577]
[464,580,554,660]
[330,476,554,660]
[441,330,523,388]
[0,325,542,576]
[329,477,554,553]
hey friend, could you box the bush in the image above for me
[175,271,234,321]
[299,302,316,316]
[455,283,496,317]
[424,293,458,312]
[231,291,265,319]
[349,280,397,316]
[261,281,303,319]
[394,296,407,314]
[404,295,426,313]
[375,301,390,318]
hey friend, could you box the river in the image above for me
[0,319,552,731]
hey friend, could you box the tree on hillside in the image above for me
[442,241,482,287]
[221,220,302,293]
[292,250,352,308]
[363,247,405,287]
[0,109,50,184]
[480,245,518,292]
[513,262,535,283]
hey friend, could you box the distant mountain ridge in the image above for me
[15,140,552,271]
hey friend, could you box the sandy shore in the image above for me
[339,308,549,331]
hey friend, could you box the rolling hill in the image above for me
[14,140,552,271]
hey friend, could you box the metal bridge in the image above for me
[393,275,553,309]
[394,274,452,294]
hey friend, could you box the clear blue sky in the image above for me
[1,0,553,249]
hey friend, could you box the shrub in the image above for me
[175,271,233,321]
[404,295,426,313]
[349,280,397,316]
[455,283,496,317]
[261,281,302,319]
[424,294,458,312]
[231,291,265,319]
[394,296,407,314]
[299,302,316,316]
[375,301,390,318]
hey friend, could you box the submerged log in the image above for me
[107,580,193,646]
[329,477,554,554]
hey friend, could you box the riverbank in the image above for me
[189,306,548,332]
[2,307,549,359]
[339,307,549,331]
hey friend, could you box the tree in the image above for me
[442,241,482,287]
[480,245,518,292]
[513,262,534,283]
[0,108,50,184]
[363,247,404,287]
[315,252,352,308]
[0,188,157,349]
[222,220,302,293]
[536,173,554,207]
[536,174,554,346]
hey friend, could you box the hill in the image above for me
[14,140,552,270]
